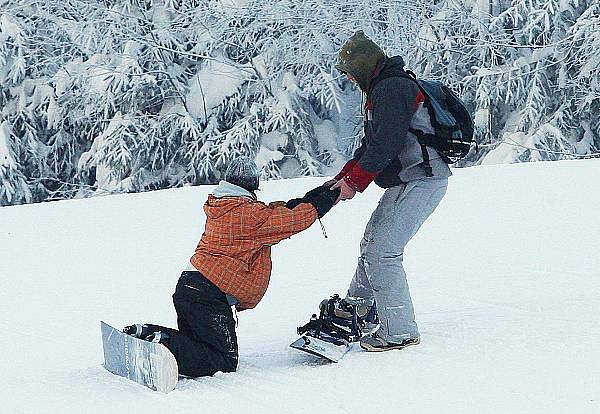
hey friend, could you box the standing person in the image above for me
[329,31,451,352]
[124,157,339,377]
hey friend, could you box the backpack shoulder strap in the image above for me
[369,66,435,177]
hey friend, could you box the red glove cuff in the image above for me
[343,162,378,192]
[335,159,358,180]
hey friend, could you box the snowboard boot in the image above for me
[123,324,153,339]
[359,335,420,352]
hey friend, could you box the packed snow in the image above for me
[1,160,599,413]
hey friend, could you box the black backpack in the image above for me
[370,65,476,176]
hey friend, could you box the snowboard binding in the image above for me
[297,294,362,343]
[291,294,380,362]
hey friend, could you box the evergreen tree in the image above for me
[0,0,597,206]
[416,0,600,164]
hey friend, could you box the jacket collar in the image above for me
[212,181,256,200]
[368,55,406,92]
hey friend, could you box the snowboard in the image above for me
[290,334,352,363]
[100,321,178,393]
[290,294,368,363]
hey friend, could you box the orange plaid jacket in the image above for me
[191,195,318,310]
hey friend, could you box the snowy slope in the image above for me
[1,160,599,414]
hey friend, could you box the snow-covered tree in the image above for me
[416,0,600,164]
[0,0,423,205]
[0,0,598,206]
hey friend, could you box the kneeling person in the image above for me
[124,157,338,377]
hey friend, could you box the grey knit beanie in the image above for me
[225,156,260,192]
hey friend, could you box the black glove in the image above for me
[286,186,325,209]
[285,186,327,210]
[303,186,326,199]
[285,198,305,209]
[302,186,340,218]
[285,186,340,218]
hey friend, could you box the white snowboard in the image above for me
[101,321,178,393]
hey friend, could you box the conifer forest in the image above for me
[0,0,598,205]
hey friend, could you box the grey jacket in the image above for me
[353,57,451,186]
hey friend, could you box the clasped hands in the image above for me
[323,178,356,204]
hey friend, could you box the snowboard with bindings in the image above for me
[100,321,178,393]
[290,295,378,363]
[290,333,352,363]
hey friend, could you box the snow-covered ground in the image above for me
[1,160,599,413]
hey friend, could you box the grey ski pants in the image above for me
[347,178,448,343]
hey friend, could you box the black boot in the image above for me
[122,324,153,339]
[144,331,170,344]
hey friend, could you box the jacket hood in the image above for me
[366,55,407,93]
[382,55,406,73]
[205,181,256,219]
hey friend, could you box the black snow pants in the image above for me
[146,271,238,377]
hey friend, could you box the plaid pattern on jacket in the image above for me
[191,195,318,310]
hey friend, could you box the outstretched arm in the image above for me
[256,186,340,245]
[255,203,318,246]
